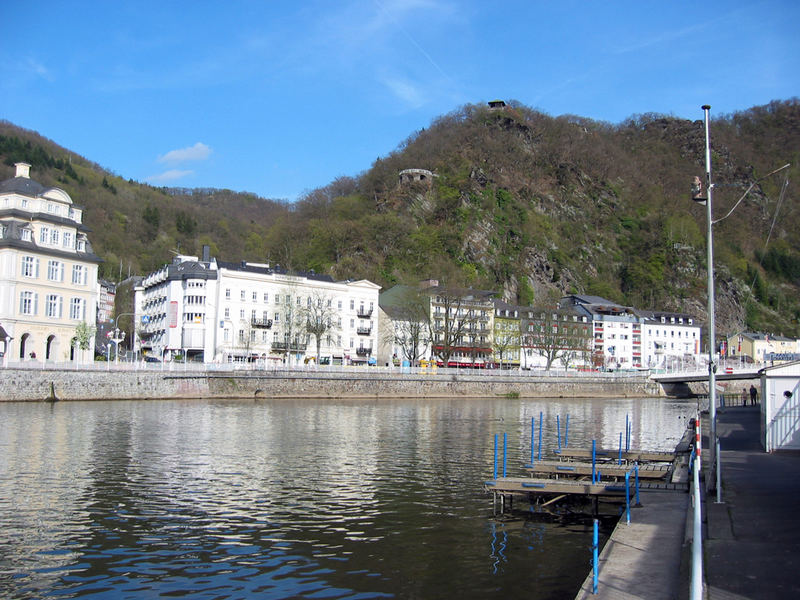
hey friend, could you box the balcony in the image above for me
[356,346,373,356]
[356,326,372,335]
[272,341,307,352]
[251,318,273,329]
[357,307,373,318]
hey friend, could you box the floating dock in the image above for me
[523,460,671,480]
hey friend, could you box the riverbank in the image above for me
[0,366,663,401]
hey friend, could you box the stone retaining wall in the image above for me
[0,368,663,401]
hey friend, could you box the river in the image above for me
[0,396,696,599]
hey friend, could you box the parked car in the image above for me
[143,355,160,363]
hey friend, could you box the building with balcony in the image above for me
[135,249,380,364]
[0,162,101,364]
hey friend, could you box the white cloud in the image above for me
[380,75,426,109]
[158,142,212,163]
[146,169,194,184]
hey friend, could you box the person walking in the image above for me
[749,384,758,405]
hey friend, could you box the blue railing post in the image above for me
[592,518,599,594]
[556,415,562,452]
[538,412,543,461]
[625,414,630,451]
[493,434,498,480]
[625,470,631,524]
[565,414,570,447]
[618,432,623,465]
[592,439,597,484]
[503,432,507,478]
[531,417,535,464]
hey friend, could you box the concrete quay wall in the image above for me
[0,368,663,402]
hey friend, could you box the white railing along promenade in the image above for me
[1,360,648,379]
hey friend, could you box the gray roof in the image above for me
[0,175,47,196]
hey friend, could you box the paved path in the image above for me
[705,406,800,599]
[574,490,689,599]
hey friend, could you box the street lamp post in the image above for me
[701,104,718,486]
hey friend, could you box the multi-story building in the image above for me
[639,310,701,369]
[727,332,799,365]
[97,279,116,323]
[0,162,101,364]
[135,250,380,364]
[381,281,495,368]
[520,303,592,370]
[493,299,521,368]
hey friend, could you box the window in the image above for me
[224,328,230,342]
[70,298,85,320]
[76,239,85,252]
[251,309,257,321]
[22,256,39,278]
[239,330,245,342]
[72,264,87,285]
[51,229,60,245]
[239,309,245,319]
[275,294,280,305]
[274,313,280,323]
[252,291,257,302]
[224,307,230,318]
[21,228,32,242]
[40,226,50,244]
[240,290,246,301]
[263,293,269,303]
[350,300,354,310]
[47,260,64,282]
[20,291,37,315]
[45,294,63,318]
[225,288,231,299]
[63,231,73,248]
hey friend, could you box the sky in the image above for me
[2,1,798,201]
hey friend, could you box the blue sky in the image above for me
[2,1,798,201]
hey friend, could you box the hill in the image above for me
[2,99,799,337]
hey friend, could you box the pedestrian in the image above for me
[749,384,758,405]
[741,387,748,406]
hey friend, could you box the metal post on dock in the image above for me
[592,518,599,594]
[624,471,631,525]
[531,417,535,464]
[592,439,597,484]
[565,414,570,447]
[556,415,562,452]
[634,463,641,507]
[493,434,498,480]
[625,414,630,452]
[503,433,507,478]
[538,412,543,461]
[618,432,623,465]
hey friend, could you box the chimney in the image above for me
[15,163,31,179]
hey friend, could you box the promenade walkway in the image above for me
[705,406,800,599]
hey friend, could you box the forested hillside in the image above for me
[2,98,798,336]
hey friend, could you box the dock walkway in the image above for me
[705,406,800,599]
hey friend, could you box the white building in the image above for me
[638,310,701,370]
[135,250,381,364]
[0,162,101,364]
[561,295,700,370]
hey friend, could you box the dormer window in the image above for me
[76,239,86,252]
[21,228,31,241]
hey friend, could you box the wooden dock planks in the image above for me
[555,447,675,463]
[523,460,670,480]
[485,476,633,497]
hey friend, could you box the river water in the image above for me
[0,396,696,599]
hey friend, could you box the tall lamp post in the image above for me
[701,104,718,483]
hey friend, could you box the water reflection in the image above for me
[0,396,695,599]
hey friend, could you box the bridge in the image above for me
[650,366,762,384]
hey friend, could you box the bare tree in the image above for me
[523,308,592,370]
[427,287,492,367]
[299,289,339,363]
[388,288,430,366]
